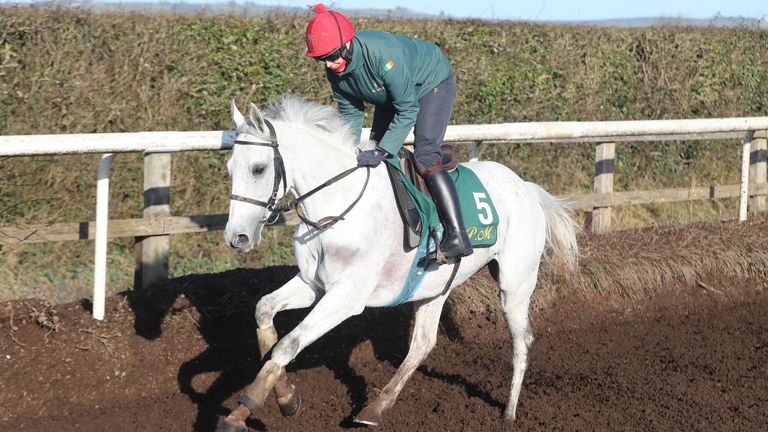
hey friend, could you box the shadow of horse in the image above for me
[127,265,489,431]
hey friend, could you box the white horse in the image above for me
[218,95,579,431]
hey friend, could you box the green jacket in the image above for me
[326,30,453,155]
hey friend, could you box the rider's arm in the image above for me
[376,61,419,156]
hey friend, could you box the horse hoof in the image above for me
[502,408,517,422]
[278,392,302,417]
[216,417,247,432]
[353,406,382,427]
[353,416,381,427]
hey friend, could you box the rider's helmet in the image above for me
[305,3,354,58]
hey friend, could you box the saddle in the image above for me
[385,145,459,250]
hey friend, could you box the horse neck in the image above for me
[277,125,373,217]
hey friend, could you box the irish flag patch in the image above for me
[384,60,395,72]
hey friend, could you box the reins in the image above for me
[230,119,370,231]
[284,165,370,230]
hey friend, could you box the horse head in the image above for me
[224,100,287,252]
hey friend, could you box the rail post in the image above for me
[739,131,753,221]
[93,153,115,320]
[468,141,483,162]
[134,152,171,289]
[749,130,767,213]
[591,142,615,233]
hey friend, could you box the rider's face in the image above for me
[325,56,347,73]
[314,43,348,73]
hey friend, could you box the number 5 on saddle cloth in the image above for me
[384,146,500,252]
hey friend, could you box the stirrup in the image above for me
[426,228,470,264]
[427,248,448,265]
[426,229,445,264]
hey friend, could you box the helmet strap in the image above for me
[328,10,352,62]
[340,42,352,62]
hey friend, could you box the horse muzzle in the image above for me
[229,233,251,251]
[224,228,261,252]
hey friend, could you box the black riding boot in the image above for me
[425,170,473,259]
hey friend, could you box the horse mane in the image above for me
[264,94,364,153]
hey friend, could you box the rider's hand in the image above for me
[357,148,389,167]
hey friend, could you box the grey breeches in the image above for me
[370,72,457,171]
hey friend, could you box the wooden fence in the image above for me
[1,118,767,319]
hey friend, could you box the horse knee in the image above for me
[271,334,301,365]
[413,329,438,352]
[255,297,277,329]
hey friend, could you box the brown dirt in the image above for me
[1,221,768,432]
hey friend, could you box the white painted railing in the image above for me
[3,117,768,155]
[1,117,767,319]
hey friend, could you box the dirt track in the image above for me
[1,221,768,432]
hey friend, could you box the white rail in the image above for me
[3,117,768,155]
[1,116,767,320]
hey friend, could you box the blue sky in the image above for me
[225,0,765,21]
[4,0,767,21]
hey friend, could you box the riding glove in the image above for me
[356,148,389,167]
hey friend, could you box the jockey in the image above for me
[305,3,473,259]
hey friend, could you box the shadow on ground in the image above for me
[125,265,465,431]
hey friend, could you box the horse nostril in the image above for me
[232,234,249,249]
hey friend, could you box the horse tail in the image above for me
[526,182,580,274]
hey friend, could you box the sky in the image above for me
[226,0,767,22]
[3,0,767,22]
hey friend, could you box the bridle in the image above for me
[229,119,371,231]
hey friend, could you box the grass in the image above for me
[1,7,767,304]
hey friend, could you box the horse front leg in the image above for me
[354,291,451,427]
[254,275,318,417]
[218,283,366,431]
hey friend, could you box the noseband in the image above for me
[229,119,370,230]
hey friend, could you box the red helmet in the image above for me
[305,4,354,57]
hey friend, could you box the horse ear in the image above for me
[249,102,268,135]
[231,99,246,130]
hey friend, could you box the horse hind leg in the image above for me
[354,292,451,426]
[495,260,539,422]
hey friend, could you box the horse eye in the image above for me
[251,165,266,176]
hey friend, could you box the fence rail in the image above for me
[2,117,767,319]
[3,117,768,155]
[4,181,768,246]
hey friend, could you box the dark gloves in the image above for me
[357,148,389,167]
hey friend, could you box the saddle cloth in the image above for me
[384,146,455,249]
[384,145,498,251]
[382,146,499,306]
